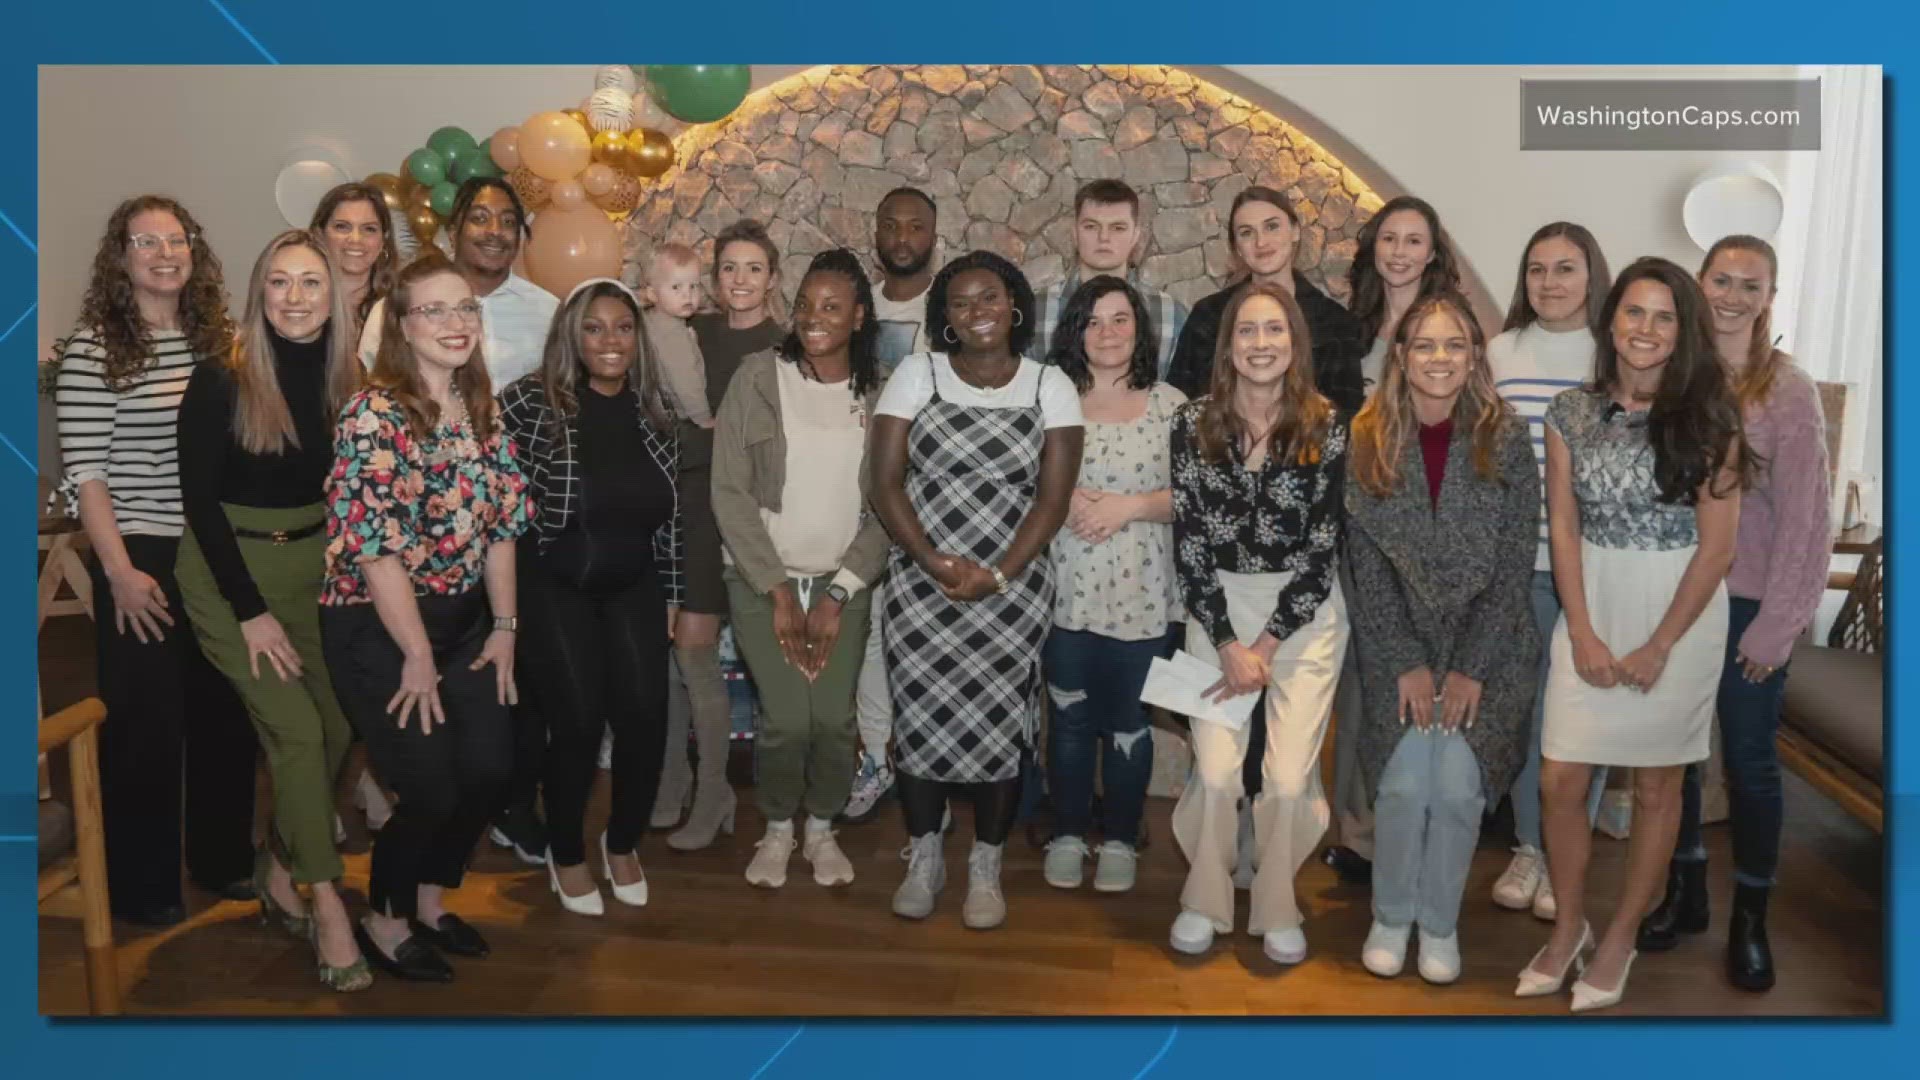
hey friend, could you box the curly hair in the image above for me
[924,249,1037,359]
[1192,283,1332,467]
[1047,274,1158,393]
[1592,257,1755,504]
[309,182,399,328]
[1350,290,1515,498]
[778,248,883,399]
[71,195,233,391]
[1346,196,1465,342]
[369,251,500,442]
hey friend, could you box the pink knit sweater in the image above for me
[1726,361,1832,668]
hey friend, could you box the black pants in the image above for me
[321,591,511,919]
[89,536,257,914]
[519,550,670,866]
[898,771,1021,845]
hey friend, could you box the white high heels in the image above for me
[547,850,605,917]
[600,831,649,907]
[1571,950,1638,1013]
[1514,921,1593,997]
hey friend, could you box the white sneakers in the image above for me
[1262,926,1308,965]
[1091,841,1138,893]
[1169,910,1217,954]
[893,833,946,919]
[1043,837,1090,889]
[745,820,798,888]
[1416,930,1461,984]
[962,842,1007,929]
[1362,921,1412,977]
[1492,845,1545,909]
[802,818,855,887]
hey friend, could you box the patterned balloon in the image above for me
[595,64,638,94]
[586,87,634,133]
[592,172,641,216]
[507,165,553,212]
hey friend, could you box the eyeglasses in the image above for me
[405,301,484,326]
[128,233,195,254]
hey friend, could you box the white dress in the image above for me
[1540,389,1725,767]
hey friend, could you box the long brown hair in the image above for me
[1346,196,1464,341]
[1351,291,1514,498]
[369,252,499,442]
[308,182,398,328]
[227,230,361,454]
[1224,185,1299,282]
[537,279,669,441]
[1699,234,1785,409]
[70,195,233,390]
[1501,221,1612,334]
[1193,283,1332,467]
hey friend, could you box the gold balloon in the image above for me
[628,127,675,179]
[406,181,436,215]
[364,172,407,214]
[590,129,630,168]
[409,205,441,244]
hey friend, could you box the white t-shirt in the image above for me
[1488,322,1598,573]
[869,284,933,374]
[759,361,869,582]
[875,353,1084,430]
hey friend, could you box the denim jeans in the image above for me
[1042,626,1172,845]
[1673,597,1787,886]
[1373,727,1485,936]
[1508,571,1608,848]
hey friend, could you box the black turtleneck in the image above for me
[178,324,338,621]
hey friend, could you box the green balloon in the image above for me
[406,147,448,187]
[426,125,477,158]
[645,64,751,124]
[448,146,489,184]
[429,181,459,218]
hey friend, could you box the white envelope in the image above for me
[1140,650,1262,731]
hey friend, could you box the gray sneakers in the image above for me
[892,833,945,919]
[962,842,1006,930]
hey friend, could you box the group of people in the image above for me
[54,160,1832,1011]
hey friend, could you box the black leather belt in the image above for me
[233,520,326,545]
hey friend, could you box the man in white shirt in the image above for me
[358,177,559,392]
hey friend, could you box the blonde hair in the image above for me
[646,242,701,279]
[1350,291,1514,498]
[227,230,361,454]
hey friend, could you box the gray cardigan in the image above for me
[1343,414,1542,803]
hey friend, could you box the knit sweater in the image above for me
[1725,361,1832,668]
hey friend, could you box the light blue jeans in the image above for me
[1373,727,1484,935]
[1508,571,1608,849]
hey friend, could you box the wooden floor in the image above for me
[37,616,1884,1017]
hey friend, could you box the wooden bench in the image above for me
[39,697,120,1015]
[1778,538,1883,832]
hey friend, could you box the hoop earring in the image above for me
[1011,308,1024,327]
[942,325,958,344]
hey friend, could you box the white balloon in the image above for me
[595,64,638,94]
[392,214,421,261]
[629,90,671,132]
[587,87,635,133]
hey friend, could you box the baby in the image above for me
[641,243,713,429]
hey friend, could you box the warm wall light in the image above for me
[1682,161,1785,250]
[274,159,352,227]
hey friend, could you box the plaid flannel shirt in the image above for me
[1028,268,1188,379]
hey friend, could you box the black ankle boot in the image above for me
[1727,883,1776,991]
[1637,859,1710,951]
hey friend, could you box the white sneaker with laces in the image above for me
[1493,844,1545,910]
[1417,929,1461,984]
[840,754,895,823]
[1091,840,1138,893]
[1263,926,1308,965]
[1361,920,1412,977]
[1169,910,1216,954]
[802,817,854,886]
[1532,872,1558,921]
[892,833,945,919]
[745,820,797,888]
[962,842,1006,929]
[1042,836,1089,889]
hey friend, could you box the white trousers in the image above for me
[854,590,892,759]
[1172,569,1347,935]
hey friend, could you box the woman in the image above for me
[1519,257,1750,1012]
[713,249,892,888]
[309,182,399,330]
[1637,235,1829,992]
[1039,276,1184,894]
[53,195,258,927]
[321,252,530,982]
[1344,291,1539,984]
[176,230,368,989]
[1167,283,1348,964]
[1166,185,1367,415]
[871,250,1084,929]
[1485,222,1615,921]
[498,278,683,915]
[1346,196,1463,397]
[670,219,787,851]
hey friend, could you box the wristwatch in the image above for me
[823,583,852,606]
[492,616,519,633]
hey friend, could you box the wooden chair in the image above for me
[38,697,121,1015]
[1778,538,1884,832]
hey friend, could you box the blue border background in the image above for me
[5,2,1908,1075]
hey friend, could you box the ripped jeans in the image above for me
[1042,626,1174,846]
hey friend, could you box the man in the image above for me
[1028,179,1187,377]
[358,176,560,867]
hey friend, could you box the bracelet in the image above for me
[492,616,519,633]
[989,566,1009,594]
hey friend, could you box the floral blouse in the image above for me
[1050,383,1186,640]
[1171,400,1347,648]
[322,388,532,606]
[1545,387,1698,552]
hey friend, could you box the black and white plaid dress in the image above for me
[883,379,1052,784]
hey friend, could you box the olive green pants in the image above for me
[724,568,871,822]
[178,503,352,883]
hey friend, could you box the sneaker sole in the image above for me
[1419,965,1461,985]
[1264,943,1307,965]
[1492,889,1536,911]
[1091,877,1135,894]
[1362,956,1406,978]
[1043,872,1084,890]
[489,829,548,866]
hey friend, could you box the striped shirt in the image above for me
[1488,323,1598,572]
[1028,268,1188,381]
[54,328,202,537]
